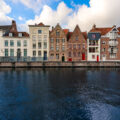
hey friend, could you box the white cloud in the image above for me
[11,0,58,13]
[26,0,120,32]
[27,2,72,28]
[18,16,24,21]
[0,0,12,25]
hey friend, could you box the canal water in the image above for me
[0,68,120,120]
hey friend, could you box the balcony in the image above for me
[109,41,118,46]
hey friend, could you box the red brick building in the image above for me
[89,25,120,61]
[49,24,68,61]
[67,25,87,61]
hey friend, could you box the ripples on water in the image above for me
[0,68,120,120]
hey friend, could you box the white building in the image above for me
[0,20,30,61]
[29,23,50,61]
[87,25,101,61]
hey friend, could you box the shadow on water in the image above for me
[0,68,120,120]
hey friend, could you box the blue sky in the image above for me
[4,0,90,24]
[1,0,120,32]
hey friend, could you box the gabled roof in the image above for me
[38,22,45,26]
[4,32,29,37]
[82,32,87,40]
[89,25,115,35]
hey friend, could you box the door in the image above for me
[97,55,99,62]
[44,51,47,61]
[17,49,21,61]
[82,53,85,60]
[62,56,65,62]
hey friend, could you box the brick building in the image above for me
[67,25,87,61]
[88,25,120,61]
[49,24,68,61]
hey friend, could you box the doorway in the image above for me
[62,56,65,62]
[82,53,85,60]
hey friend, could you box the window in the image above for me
[44,35,47,41]
[10,40,14,47]
[38,30,42,34]
[5,40,8,47]
[68,52,71,57]
[56,30,60,36]
[102,48,105,52]
[33,44,36,49]
[5,49,8,56]
[78,52,80,57]
[38,35,42,41]
[24,40,27,47]
[110,53,116,58]
[89,48,95,53]
[50,44,54,50]
[73,52,76,57]
[24,49,27,57]
[38,42,41,49]
[44,42,47,49]
[62,45,65,51]
[33,51,36,57]
[68,44,72,49]
[9,33,13,37]
[18,33,22,37]
[78,44,80,49]
[73,44,76,49]
[10,49,14,56]
[56,45,59,51]
[56,54,59,59]
[83,44,85,48]
[32,35,36,41]
[50,38,54,43]
[38,51,41,57]
[102,41,106,44]
[76,36,79,41]
[56,39,59,43]
[17,41,21,47]
[50,54,54,59]
[62,38,65,43]
[92,55,95,59]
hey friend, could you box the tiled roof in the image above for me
[38,22,45,26]
[0,25,11,30]
[4,32,29,37]
[82,32,87,40]
[63,29,69,35]
[90,27,113,35]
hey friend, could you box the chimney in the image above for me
[52,26,54,30]
[10,20,17,32]
[92,24,96,29]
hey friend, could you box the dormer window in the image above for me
[9,33,13,37]
[18,33,22,37]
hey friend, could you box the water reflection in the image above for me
[0,68,120,120]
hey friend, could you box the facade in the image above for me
[67,25,87,61]
[87,25,101,61]
[29,23,50,61]
[0,20,30,60]
[49,24,68,61]
[88,25,120,61]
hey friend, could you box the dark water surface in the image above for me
[0,68,120,120]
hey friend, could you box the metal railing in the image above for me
[0,57,48,62]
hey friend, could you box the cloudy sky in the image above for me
[0,0,120,32]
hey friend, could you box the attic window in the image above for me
[18,33,22,37]
[9,33,13,37]
[56,30,60,36]
[76,36,79,41]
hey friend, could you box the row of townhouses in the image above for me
[0,20,120,62]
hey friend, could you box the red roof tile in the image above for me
[90,27,113,35]
[63,29,69,35]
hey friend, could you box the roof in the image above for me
[82,32,87,40]
[29,22,50,27]
[4,32,29,37]
[90,27,113,35]
[63,29,69,35]
[0,25,11,30]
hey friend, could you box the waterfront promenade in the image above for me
[0,61,120,68]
